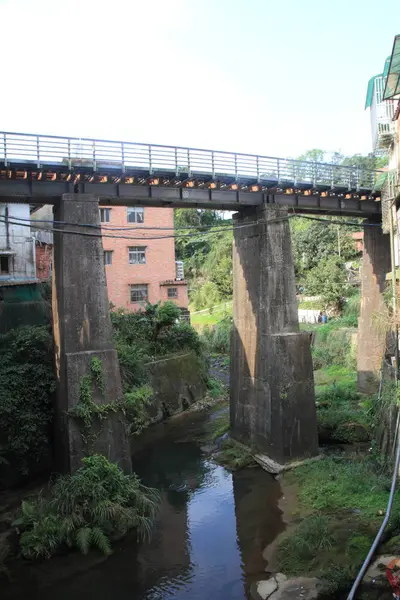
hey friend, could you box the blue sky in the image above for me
[1,0,399,159]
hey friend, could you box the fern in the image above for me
[76,527,92,555]
[90,526,112,555]
[14,455,159,559]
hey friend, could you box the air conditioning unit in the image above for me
[176,261,184,280]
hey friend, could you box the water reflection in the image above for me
[1,410,285,600]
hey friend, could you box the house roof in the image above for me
[384,35,400,100]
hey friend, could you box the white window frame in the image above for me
[127,206,144,223]
[167,287,178,298]
[130,284,148,303]
[128,246,146,264]
[104,250,113,266]
[100,208,111,223]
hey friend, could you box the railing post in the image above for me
[67,138,71,170]
[36,135,40,169]
[355,167,360,192]
[3,133,7,167]
[312,162,317,188]
[121,142,125,173]
[234,153,238,181]
[92,140,96,172]
[187,148,191,177]
[330,165,335,189]
[256,155,260,183]
[148,145,153,175]
[211,151,215,179]
[175,147,179,177]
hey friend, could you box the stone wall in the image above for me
[145,352,207,423]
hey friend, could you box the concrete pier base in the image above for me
[52,194,131,473]
[357,222,391,394]
[230,203,318,463]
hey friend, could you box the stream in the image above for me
[2,406,286,600]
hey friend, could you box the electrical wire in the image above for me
[13,214,244,231]
[0,217,267,241]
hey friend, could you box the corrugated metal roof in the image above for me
[384,35,400,100]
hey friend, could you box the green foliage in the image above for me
[190,281,222,312]
[343,292,360,325]
[201,317,232,354]
[312,321,356,370]
[0,326,55,476]
[174,208,232,311]
[291,218,359,278]
[277,514,336,574]
[124,385,153,436]
[111,302,201,359]
[207,377,225,399]
[316,381,370,443]
[305,256,350,307]
[215,438,255,470]
[110,303,203,438]
[289,456,391,516]
[14,455,159,560]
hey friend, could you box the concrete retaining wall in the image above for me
[145,352,207,423]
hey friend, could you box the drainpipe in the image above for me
[5,205,10,249]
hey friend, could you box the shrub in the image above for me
[111,302,202,359]
[0,326,55,477]
[312,323,356,370]
[14,455,159,559]
[201,317,232,354]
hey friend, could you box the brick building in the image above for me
[32,204,189,313]
[101,205,188,313]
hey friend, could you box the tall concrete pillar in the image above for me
[52,194,132,473]
[230,203,318,463]
[357,222,391,394]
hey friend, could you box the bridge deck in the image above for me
[0,132,382,217]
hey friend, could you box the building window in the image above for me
[127,207,144,223]
[104,251,113,266]
[0,255,9,274]
[100,208,111,223]
[167,287,178,299]
[129,246,146,264]
[130,284,148,303]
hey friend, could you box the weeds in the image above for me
[288,456,391,517]
[14,455,159,559]
[201,317,231,354]
[215,438,255,470]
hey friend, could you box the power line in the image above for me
[0,217,265,241]
[15,214,240,232]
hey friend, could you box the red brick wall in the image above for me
[35,243,53,280]
[101,206,188,311]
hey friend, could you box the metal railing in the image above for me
[0,131,380,191]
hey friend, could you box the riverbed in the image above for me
[1,405,286,600]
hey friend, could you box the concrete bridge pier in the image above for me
[230,202,318,463]
[357,221,391,394]
[52,193,132,473]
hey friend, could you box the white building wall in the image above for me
[0,203,36,281]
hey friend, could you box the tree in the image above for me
[305,256,349,309]
[291,218,359,279]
